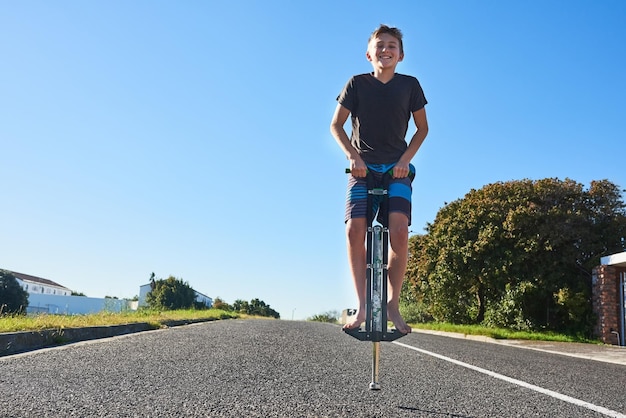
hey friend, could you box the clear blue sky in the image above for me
[2,1,625,320]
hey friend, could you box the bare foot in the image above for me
[387,306,412,334]
[342,310,365,330]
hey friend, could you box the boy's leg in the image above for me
[387,211,411,334]
[343,217,367,330]
[384,169,414,334]
[343,173,371,330]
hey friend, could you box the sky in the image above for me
[1,1,625,320]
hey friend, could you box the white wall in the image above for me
[27,293,133,315]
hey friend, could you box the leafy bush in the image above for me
[308,311,339,323]
[405,178,626,336]
[146,276,196,310]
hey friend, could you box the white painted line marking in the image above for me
[393,341,626,418]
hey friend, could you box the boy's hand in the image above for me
[349,158,367,178]
[392,162,410,178]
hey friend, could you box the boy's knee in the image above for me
[389,229,408,250]
[388,213,409,247]
[346,218,367,243]
[388,213,409,231]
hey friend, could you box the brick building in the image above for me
[592,252,626,346]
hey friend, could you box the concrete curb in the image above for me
[0,323,154,356]
[0,318,219,357]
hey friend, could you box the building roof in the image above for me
[10,271,72,290]
[600,252,626,268]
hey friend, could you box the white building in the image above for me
[7,270,133,315]
[12,271,72,296]
[5,270,211,314]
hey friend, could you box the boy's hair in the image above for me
[368,24,404,54]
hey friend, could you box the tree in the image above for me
[248,298,280,318]
[212,297,232,311]
[232,298,280,318]
[406,178,626,335]
[0,270,29,315]
[232,299,249,313]
[145,276,196,310]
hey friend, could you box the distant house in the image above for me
[12,271,72,296]
[138,283,213,308]
[5,270,132,315]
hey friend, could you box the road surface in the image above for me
[1,319,625,417]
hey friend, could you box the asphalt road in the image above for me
[1,319,625,417]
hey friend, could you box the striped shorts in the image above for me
[344,163,415,225]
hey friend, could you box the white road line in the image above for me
[394,341,626,418]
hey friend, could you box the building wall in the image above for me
[138,284,151,307]
[592,264,625,345]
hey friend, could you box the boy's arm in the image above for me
[394,107,429,178]
[330,103,367,177]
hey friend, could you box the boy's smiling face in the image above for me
[366,33,404,71]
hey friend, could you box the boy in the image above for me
[330,24,429,334]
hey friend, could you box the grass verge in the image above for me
[409,322,600,344]
[0,309,239,333]
[2,311,599,345]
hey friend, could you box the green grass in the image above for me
[409,322,600,344]
[0,309,240,333]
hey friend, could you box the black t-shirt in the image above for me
[337,73,427,164]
